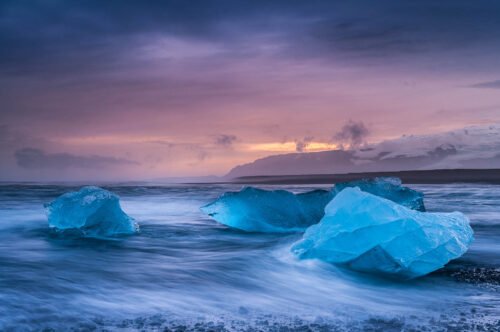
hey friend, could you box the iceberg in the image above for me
[201,187,334,232]
[334,177,425,211]
[45,186,138,237]
[292,188,473,278]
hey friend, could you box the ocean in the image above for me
[0,183,499,331]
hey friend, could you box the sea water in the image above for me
[0,183,498,331]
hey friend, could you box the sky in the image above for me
[1,0,500,181]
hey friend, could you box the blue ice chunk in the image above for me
[201,187,334,232]
[292,187,473,278]
[45,186,138,237]
[334,177,425,211]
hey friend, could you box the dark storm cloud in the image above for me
[15,148,139,169]
[469,80,500,89]
[334,121,369,148]
[215,134,237,147]
[302,1,500,61]
[0,0,293,75]
[2,0,500,75]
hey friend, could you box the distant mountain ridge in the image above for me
[225,124,500,178]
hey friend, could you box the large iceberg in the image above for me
[201,187,334,232]
[201,178,423,233]
[45,186,138,238]
[333,177,425,211]
[292,187,473,278]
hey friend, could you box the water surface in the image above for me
[0,183,499,331]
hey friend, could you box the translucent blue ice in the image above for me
[292,187,473,278]
[45,186,138,237]
[201,187,334,232]
[334,177,425,211]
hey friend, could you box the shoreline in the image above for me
[230,169,500,185]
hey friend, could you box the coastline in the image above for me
[229,169,500,185]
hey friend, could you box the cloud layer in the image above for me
[1,1,500,180]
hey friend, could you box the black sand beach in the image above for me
[231,169,500,185]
